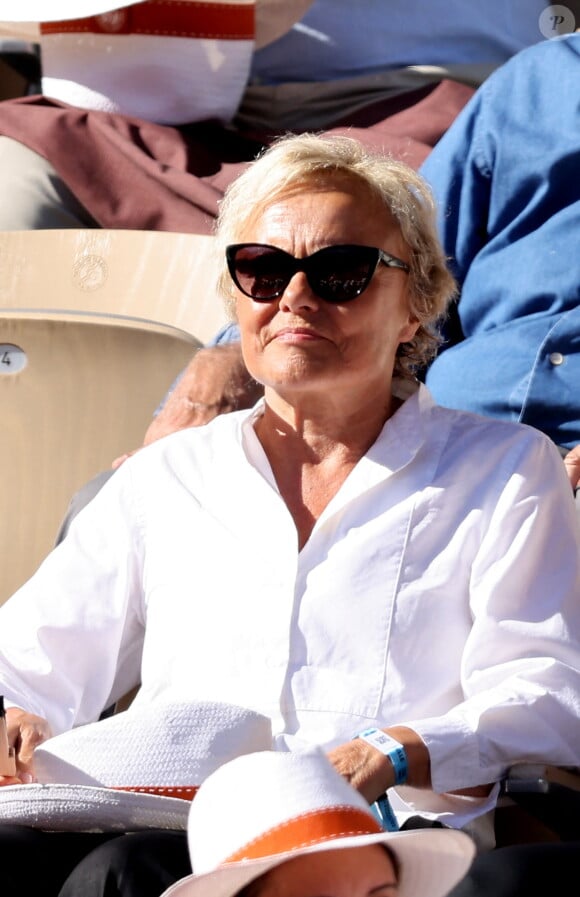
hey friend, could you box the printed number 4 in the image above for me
[1,351,12,365]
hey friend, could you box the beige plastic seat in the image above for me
[0,229,229,343]
[0,310,201,604]
[0,228,230,603]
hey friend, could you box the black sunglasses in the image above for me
[225,242,410,305]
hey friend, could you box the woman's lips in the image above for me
[272,327,326,342]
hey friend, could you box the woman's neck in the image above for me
[254,387,402,549]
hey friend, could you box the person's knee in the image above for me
[58,831,190,897]
[0,136,97,229]
[0,826,115,896]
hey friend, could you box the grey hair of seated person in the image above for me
[213,131,457,380]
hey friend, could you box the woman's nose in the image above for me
[278,271,320,312]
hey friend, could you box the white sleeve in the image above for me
[409,431,580,794]
[0,463,146,735]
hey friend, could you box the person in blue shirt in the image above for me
[419,32,579,494]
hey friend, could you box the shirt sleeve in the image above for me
[0,464,146,735]
[406,429,580,795]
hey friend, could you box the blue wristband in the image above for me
[372,793,400,832]
[357,727,408,786]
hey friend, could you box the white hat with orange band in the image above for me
[0,1,314,50]
[0,1,314,124]
[161,748,476,897]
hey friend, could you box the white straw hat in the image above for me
[161,748,476,897]
[0,701,272,832]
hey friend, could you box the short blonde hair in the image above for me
[213,132,456,378]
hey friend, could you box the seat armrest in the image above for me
[501,764,580,841]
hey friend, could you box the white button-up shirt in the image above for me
[1,384,579,834]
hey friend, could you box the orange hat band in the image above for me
[225,806,383,863]
[112,785,199,801]
[40,1,255,40]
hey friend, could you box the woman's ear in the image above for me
[398,316,420,345]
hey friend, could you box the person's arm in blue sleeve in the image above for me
[419,86,494,354]
[419,86,492,288]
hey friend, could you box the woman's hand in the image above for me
[328,727,493,804]
[327,737,393,804]
[327,726,432,804]
[0,707,52,785]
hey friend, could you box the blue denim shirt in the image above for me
[421,34,580,450]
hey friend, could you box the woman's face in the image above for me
[250,844,398,897]
[233,179,419,404]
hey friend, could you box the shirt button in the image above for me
[549,352,565,366]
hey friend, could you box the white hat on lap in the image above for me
[0,701,272,832]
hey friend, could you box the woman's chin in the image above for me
[262,361,334,392]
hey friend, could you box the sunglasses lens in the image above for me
[230,246,292,301]
[311,246,377,303]
[227,244,381,304]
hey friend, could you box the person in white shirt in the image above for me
[0,132,579,897]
